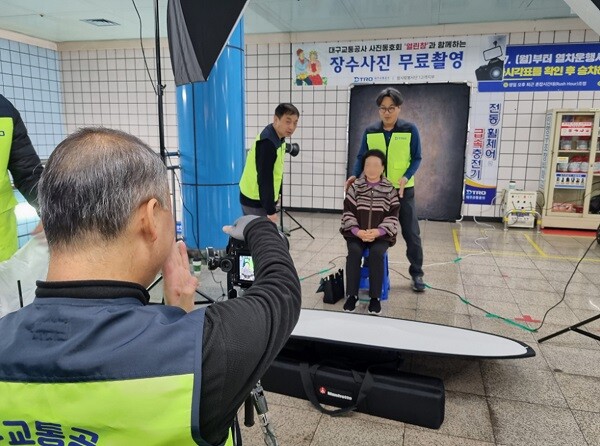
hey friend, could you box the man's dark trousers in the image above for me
[398,187,424,278]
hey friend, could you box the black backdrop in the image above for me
[348,83,470,221]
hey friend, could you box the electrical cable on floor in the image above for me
[298,255,345,281]
[387,266,536,332]
[530,235,597,333]
[305,232,596,335]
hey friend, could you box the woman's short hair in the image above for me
[361,149,387,173]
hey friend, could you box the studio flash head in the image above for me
[285,142,300,157]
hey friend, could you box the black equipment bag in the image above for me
[261,338,445,429]
[317,269,345,304]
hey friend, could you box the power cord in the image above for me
[390,225,598,334]
[131,0,158,95]
[531,230,598,333]
[298,255,345,282]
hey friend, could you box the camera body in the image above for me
[475,57,504,81]
[207,238,255,288]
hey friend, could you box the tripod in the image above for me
[226,272,279,446]
[278,175,314,239]
[539,228,600,344]
[147,274,216,305]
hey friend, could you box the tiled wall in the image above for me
[4,22,600,227]
[60,46,178,152]
[0,38,64,158]
[0,36,65,246]
[246,43,348,210]
[59,43,183,225]
[245,27,600,217]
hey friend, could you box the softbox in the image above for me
[167,0,248,85]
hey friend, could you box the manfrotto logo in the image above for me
[325,390,352,401]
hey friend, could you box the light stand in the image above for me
[150,0,215,305]
[278,173,314,239]
[538,225,600,344]
[538,314,600,343]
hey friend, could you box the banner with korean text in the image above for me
[478,42,600,92]
[464,98,504,204]
[291,35,507,87]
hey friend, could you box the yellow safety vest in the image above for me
[0,117,18,261]
[366,132,414,189]
[239,134,285,202]
[0,302,235,446]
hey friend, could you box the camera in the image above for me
[285,142,300,157]
[207,238,255,288]
[475,43,504,81]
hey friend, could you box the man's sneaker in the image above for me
[368,298,381,315]
[412,276,426,292]
[343,295,359,312]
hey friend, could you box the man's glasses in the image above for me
[378,106,398,114]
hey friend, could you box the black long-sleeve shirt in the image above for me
[200,218,301,444]
[0,94,43,209]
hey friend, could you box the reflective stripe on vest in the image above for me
[0,302,235,446]
[366,132,414,189]
[239,134,285,201]
[0,378,236,445]
[0,116,18,261]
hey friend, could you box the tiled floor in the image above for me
[202,212,600,446]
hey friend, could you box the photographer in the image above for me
[239,103,300,222]
[0,128,301,446]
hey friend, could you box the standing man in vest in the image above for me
[0,94,43,261]
[0,128,301,446]
[239,103,300,222]
[346,87,425,292]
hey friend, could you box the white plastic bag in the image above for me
[0,233,49,317]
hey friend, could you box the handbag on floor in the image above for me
[317,269,344,304]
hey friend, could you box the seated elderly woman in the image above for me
[340,150,400,315]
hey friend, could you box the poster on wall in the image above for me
[348,83,470,221]
[478,42,600,92]
[291,34,507,88]
[463,98,504,205]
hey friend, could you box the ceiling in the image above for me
[0,0,579,43]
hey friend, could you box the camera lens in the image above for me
[220,258,234,273]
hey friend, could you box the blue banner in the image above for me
[478,42,600,92]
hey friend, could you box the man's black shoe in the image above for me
[343,295,359,312]
[368,298,381,315]
[412,276,426,292]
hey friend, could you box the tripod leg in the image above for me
[244,396,254,427]
[283,210,314,239]
[251,381,279,446]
